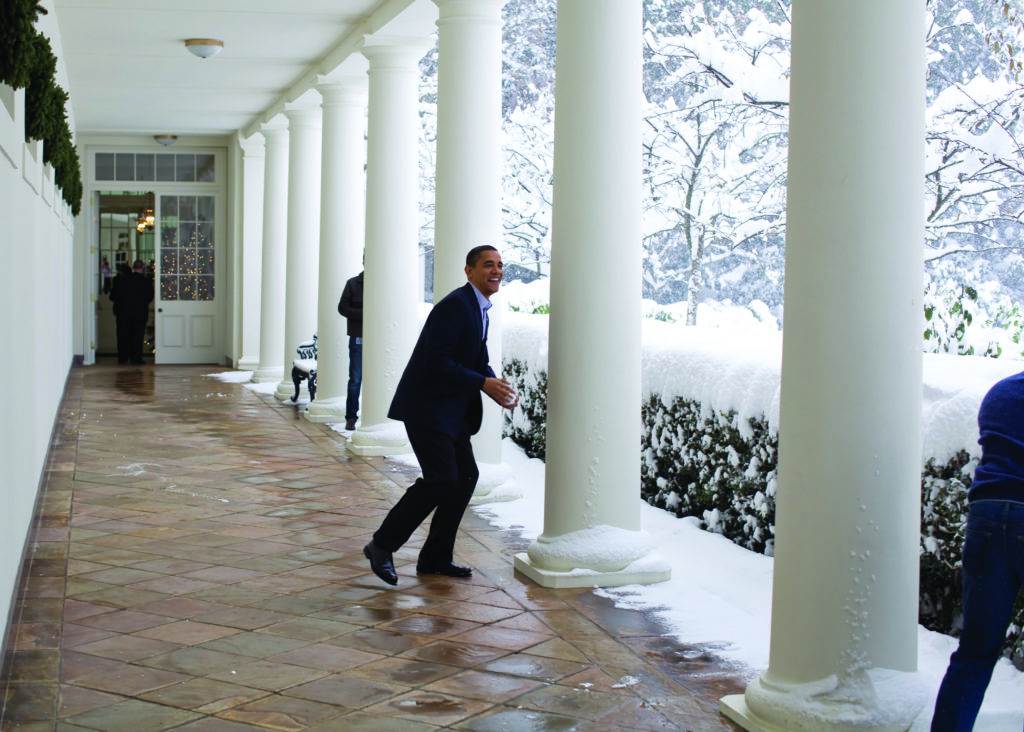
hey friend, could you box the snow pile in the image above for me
[243,381,278,395]
[205,370,253,383]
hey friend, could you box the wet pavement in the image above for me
[1,363,745,731]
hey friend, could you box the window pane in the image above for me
[197,223,214,247]
[135,154,155,181]
[160,275,178,300]
[196,154,215,182]
[196,196,214,223]
[178,196,196,221]
[156,154,176,181]
[178,223,197,249]
[197,248,214,274]
[161,195,177,217]
[179,246,200,274]
[197,276,214,301]
[179,276,198,301]
[115,153,134,181]
[160,249,178,274]
[95,153,114,180]
[176,154,195,182]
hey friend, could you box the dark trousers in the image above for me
[373,424,479,565]
[126,315,147,363]
[346,337,362,421]
[115,316,131,363]
[932,500,1024,731]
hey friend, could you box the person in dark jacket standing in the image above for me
[338,271,364,430]
[363,245,517,585]
[109,261,153,364]
[931,370,1024,731]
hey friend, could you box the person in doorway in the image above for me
[362,245,518,585]
[101,256,112,294]
[931,370,1024,731]
[338,271,364,431]
[110,260,154,365]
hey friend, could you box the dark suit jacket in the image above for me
[337,272,363,337]
[388,283,496,437]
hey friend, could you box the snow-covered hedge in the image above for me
[501,311,1024,664]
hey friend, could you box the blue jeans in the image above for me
[346,337,362,421]
[932,499,1024,731]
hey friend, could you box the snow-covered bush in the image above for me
[502,313,1024,664]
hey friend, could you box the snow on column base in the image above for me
[515,525,671,588]
[304,397,346,423]
[721,668,927,732]
[251,366,283,383]
[349,420,412,457]
[469,462,522,505]
[274,380,297,400]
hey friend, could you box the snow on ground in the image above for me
[472,439,1024,730]
[205,370,253,383]
[243,381,278,395]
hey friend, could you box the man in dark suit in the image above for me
[337,271,364,431]
[363,245,517,585]
[109,259,154,364]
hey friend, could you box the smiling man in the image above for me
[363,245,518,585]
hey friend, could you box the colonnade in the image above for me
[233,1,927,729]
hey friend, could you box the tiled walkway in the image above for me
[1,364,743,731]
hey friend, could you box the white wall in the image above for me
[0,86,76,640]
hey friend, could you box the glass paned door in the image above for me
[155,194,220,363]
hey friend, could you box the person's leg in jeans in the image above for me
[932,501,1021,731]
[372,425,456,555]
[345,337,362,428]
[418,432,478,566]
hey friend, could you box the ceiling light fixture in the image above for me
[153,134,178,146]
[184,38,224,59]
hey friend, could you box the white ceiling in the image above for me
[54,0,435,136]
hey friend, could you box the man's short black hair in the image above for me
[466,245,499,268]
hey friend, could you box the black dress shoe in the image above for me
[363,542,398,586]
[416,561,472,578]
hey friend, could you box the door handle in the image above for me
[158,308,163,313]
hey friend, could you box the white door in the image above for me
[155,193,220,363]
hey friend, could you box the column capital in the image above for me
[237,132,265,158]
[315,76,369,108]
[259,115,289,143]
[360,35,432,71]
[283,103,322,130]
[434,0,503,26]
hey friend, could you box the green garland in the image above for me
[7,24,83,215]
[0,0,46,89]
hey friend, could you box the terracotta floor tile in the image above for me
[458,706,583,732]
[257,617,360,642]
[13,623,61,650]
[423,669,545,702]
[198,632,311,659]
[347,657,462,687]
[267,643,382,673]
[139,677,268,713]
[205,659,329,692]
[192,606,295,631]
[377,614,480,640]
[57,684,125,718]
[400,640,509,669]
[450,626,553,652]
[361,690,494,727]
[64,698,202,731]
[134,620,241,646]
[73,633,181,662]
[135,646,252,676]
[73,662,190,696]
[480,653,589,683]
[61,623,116,650]
[514,684,629,721]
[76,609,174,633]
[5,650,60,682]
[131,597,230,620]
[281,674,407,708]
[2,682,59,722]
[327,628,432,657]
[217,693,345,731]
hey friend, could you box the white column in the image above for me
[513,0,667,589]
[274,103,323,400]
[306,79,368,423]
[237,133,265,372]
[720,2,926,730]
[431,0,517,503]
[252,119,289,384]
[350,39,430,456]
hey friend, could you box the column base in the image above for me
[470,462,522,505]
[349,421,412,456]
[722,669,926,732]
[252,366,283,383]
[304,396,346,423]
[274,380,309,402]
[514,551,670,589]
[237,357,260,371]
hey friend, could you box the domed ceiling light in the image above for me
[153,134,178,146]
[184,38,224,59]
